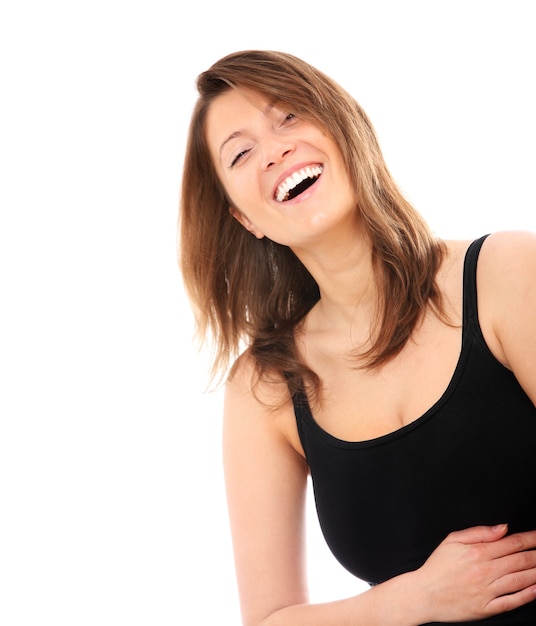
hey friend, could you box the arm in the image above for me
[478,230,536,405]
[222,358,309,625]
[223,354,536,626]
[223,356,424,626]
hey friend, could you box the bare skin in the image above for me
[208,89,536,625]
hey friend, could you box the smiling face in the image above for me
[205,87,359,250]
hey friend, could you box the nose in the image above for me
[262,139,294,170]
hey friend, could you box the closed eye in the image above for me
[230,149,251,167]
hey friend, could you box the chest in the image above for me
[303,313,462,442]
[296,328,536,587]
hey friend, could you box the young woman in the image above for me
[179,50,536,625]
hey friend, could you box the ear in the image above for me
[229,207,265,239]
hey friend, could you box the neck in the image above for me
[291,223,378,329]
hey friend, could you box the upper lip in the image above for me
[272,162,324,201]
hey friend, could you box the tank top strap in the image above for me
[462,234,490,328]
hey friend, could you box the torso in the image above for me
[290,234,536,611]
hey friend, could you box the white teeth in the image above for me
[275,165,323,202]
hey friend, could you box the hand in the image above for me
[416,524,536,623]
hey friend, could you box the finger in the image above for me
[491,564,536,598]
[487,531,536,560]
[491,549,536,586]
[446,524,509,545]
[486,583,536,617]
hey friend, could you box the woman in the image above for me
[179,50,536,625]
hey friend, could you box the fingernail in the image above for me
[492,523,507,532]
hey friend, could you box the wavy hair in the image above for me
[179,50,445,399]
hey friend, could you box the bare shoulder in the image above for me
[440,231,536,294]
[227,351,289,405]
[440,231,536,295]
[478,230,536,269]
[477,231,536,308]
[475,231,536,387]
[225,351,305,458]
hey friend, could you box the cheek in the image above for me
[227,175,266,212]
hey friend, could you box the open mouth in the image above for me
[275,165,323,202]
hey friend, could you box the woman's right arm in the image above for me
[223,357,536,626]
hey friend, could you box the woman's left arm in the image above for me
[479,230,536,405]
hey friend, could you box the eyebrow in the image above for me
[218,101,276,157]
[219,131,243,157]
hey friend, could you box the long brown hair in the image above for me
[179,50,445,399]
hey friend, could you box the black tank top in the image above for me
[293,235,536,624]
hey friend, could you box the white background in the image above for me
[1,1,535,624]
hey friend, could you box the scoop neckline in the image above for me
[298,329,471,449]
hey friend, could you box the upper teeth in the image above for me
[275,165,323,202]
